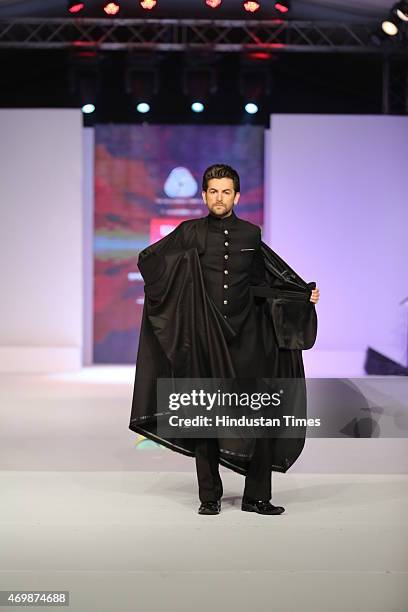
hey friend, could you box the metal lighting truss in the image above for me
[382,56,408,113]
[0,18,406,112]
[0,18,406,54]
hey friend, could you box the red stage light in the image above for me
[206,0,222,7]
[247,52,271,60]
[103,2,120,15]
[243,1,260,12]
[140,0,157,9]
[275,2,289,13]
[68,2,85,13]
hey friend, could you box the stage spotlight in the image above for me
[381,16,399,35]
[247,52,272,60]
[140,0,157,9]
[243,1,260,12]
[183,54,218,111]
[137,102,150,113]
[69,51,101,112]
[275,0,289,13]
[395,1,408,20]
[245,102,258,114]
[103,2,120,15]
[206,0,222,7]
[191,101,205,113]
[125,52,161,111]
[82,103,95,114]
[68,1,85,14]
[239,55,272,111]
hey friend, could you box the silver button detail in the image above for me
[224,254,229,260]
[224,300,228,305]
[224,270,228,275]
[224,241,229,247]
[224,230,228,235]
[224,315,227,319]
[223,284,228,289]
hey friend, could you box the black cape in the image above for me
[129,215,318,475]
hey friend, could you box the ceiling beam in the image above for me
[0,18,406,54]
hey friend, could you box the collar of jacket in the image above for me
[193,210,237,255]
[207,209,238,226]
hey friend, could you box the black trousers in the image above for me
[195,437,273,503]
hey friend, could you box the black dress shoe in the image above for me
[198,500,221,515]
[241,498,285,515]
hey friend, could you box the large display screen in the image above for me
[94,124,264,363]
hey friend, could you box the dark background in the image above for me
[0,0,405,124]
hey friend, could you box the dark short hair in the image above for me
[202,164,240,193]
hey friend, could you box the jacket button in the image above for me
[224,230,228,235]
[224,254,229,260]
[224,300,228,305]
[223,284,228,289]
[224,241,229,247]
[224,270,228,275]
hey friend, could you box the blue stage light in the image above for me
[82,103,95,114]
[137,102,150,113]
[245,102,258,114]
[191,101,205,113]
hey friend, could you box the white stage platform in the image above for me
[0,471,407,612]
[0,368,407,611]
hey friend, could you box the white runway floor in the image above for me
[0,368,407,611]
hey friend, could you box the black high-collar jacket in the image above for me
[129,214,317,475]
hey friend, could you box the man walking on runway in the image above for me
[129,164,319,516]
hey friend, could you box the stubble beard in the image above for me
[210,203,234,218]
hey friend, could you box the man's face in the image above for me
[202,177,240,218]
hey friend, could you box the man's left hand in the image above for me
[310,287,320,304]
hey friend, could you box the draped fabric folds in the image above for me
[129,216,318,475]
